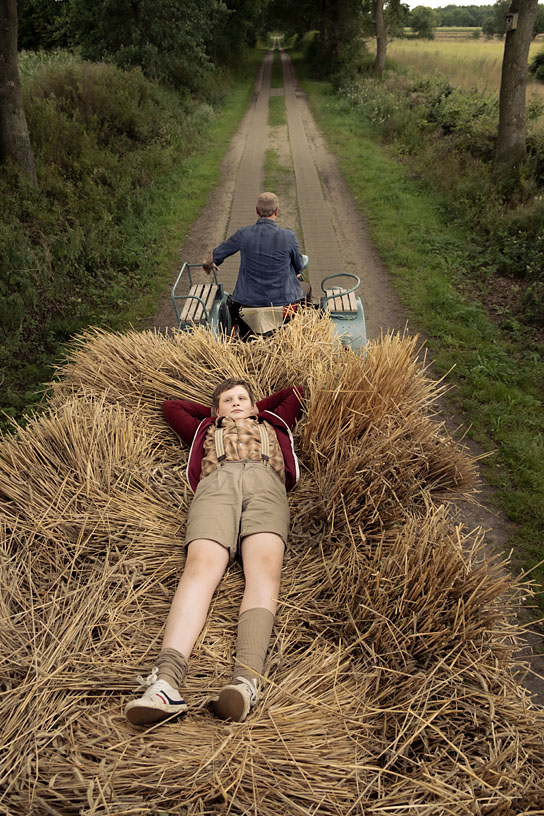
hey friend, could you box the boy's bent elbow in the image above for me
[162,400,180,426]
[161,400,194,442]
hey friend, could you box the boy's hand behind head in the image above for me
[217,385,257,420]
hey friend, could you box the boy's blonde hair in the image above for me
[212,378,256,408]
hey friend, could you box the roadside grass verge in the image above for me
[297,63,544,603]
[1,50,261,431]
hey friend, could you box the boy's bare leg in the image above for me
[126,538,229,724]
[239,532,284,614]
[161,538,230,657]
[212,533,284,721]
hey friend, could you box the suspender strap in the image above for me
[214,420,270,464]
[215,421,227,462]
[258,421,270,462]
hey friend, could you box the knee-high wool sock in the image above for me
[233,607,275,684]
[156,647,188,690]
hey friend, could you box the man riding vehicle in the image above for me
[202,192,311,336]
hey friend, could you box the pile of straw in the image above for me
[1,310,543,816]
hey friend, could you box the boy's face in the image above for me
[217,386,257,419]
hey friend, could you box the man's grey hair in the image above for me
[256,191,279,217]
[257,205,277,217]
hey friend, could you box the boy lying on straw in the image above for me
[125,378,303,725]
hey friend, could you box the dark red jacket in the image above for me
[162,386,303,492]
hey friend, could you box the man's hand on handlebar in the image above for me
[202,252,217,275]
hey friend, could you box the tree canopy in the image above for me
[435,4,493,27]
[410,5,438,38]
[16,0,270,91]
[69,0,224,90]
[433,0,544,38]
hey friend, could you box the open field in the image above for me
[385,38,544,101]
[435,27,483,38]
[404,28,544,41]
[405,27,484,40]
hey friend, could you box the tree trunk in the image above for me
[0,0,38,184]
[496,0,539,167]
[322,0,340,66]
[374,0,387,78]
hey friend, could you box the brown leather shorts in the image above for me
[185,461,290,562]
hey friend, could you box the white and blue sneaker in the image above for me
[212,676,259,722]
[125,668,188,726]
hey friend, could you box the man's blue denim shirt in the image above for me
[213,218,304,307]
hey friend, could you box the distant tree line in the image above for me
[433,3,495,27]
[407,1,544,39]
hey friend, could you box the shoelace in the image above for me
[136,667,159,689]
[233,676,258,704]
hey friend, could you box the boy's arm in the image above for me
[258,385,304,428]
[162,399,212,445]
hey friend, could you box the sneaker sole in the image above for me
[212,687,248,722]
[125,700,188,726]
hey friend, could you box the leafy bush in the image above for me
[340,78,403,129]
[0,54,221,425]
[339,71,499,158]
[68,0,224,96]
[409,5,438,39]
[522,280,544,325]
[429,87,498,158]
[17,48,76,78]
[27,61,189,152]
[526,130,544,186]
[487,199,544,282]
[303,29,370,87]
[334,66,544,307]
[528,48,544,82]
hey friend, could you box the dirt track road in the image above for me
[151,47,406,338]
[150,49,544,705]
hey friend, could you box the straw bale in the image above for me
[1,312,543,815]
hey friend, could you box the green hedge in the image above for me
[0,52,253,428]
[333,67,544,322]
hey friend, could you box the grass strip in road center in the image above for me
[268,95,287,127]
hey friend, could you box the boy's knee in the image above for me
[243,532,285,555]
[242,534,284,573]
[185,539,229,573]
